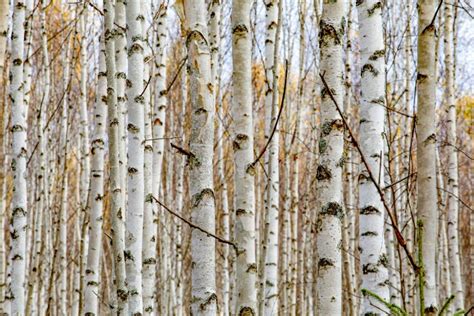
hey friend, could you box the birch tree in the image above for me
[142,0,156,313]
[125,0,145,312]
[444,1,464,311]
[416,0,438,313]
[0,0,8,80]
[232,0,258,314]
[209,1,231,314]
[183,0,217,314]
[316,0,346,314]
[115,0,128,212]
[9,0,27,313]
[83,39,107,316]
[104,0,128,311]
[356,0,390,313]
[58,38,71,316]
[263,1,282,313]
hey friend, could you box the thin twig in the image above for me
[442,141,473,160]
[139,75,152,98]
[144,136,181,142]
[437,186,473,211]
[251,59,289,167]
[166,56,188,93]
[383,172,417,190]
[427,0,444,30]
[170,142,194,158]
[151,196,237,252]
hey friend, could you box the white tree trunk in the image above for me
[0,1,8,307]
[231,0,258,314]
[125,0,145,312]
[22,0,33,122]
[356,0,390,313]
[142,0,156,311]
[209,2,231,315]
[0,0,8,82]
[115,0,128,215]
[0,104,9,314]
[58,39,71,316]
[316,0,345,314]
[104,0,128,311]
[263,1,281,314]
[9,0,27,313]
[416,0,438,313]
[436,150,452,312]
[295,2,306,314]
[174,58,187,316]
[184,1,217,314]
[83,39,107,316]
[75,11,91,315]
[444,1,464,311]
[38,5,51,311]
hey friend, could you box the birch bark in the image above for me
[0,0,8,81]
[104,0,128,311]
[152,0,168,239]
[263,1,281,313]
[444,1,464,311]
[125,0,145,312]
[209,2,231,315]
[184,1,217,314]
[416,0,438,313]
[59,39,71,316]
[83,39,107,316]
[232,0,258,314]
[142,0,155,311]
[316,0,345,314]
[115,0,128,213]
[174,56,187,316]
[9,0,27,313]
[356,0,390,313]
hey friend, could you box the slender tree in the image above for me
[115,0,127,214]
[125,0,145,312]
[316,0,346,314]
[263,0,282,313]
[416,0,438,313]
[142,1,156,313]
[183,0,217,314]
[58,38,71,316]
[209,1,231,315]
[8,0,28,312]
[231,0,258,314]
[104,0,128,311]
[83,39,107,316]
[444,0,464,311]
[0,0,8,81]
[356,0,391,313]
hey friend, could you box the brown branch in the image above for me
[144,136,181,142]
[319,72,419,272]
[139,75,152,98]
[170,142,194,158]
[151,196,237,252]
[383,172,417,191]
[251,59,289,167]
[437,187,473,212]
[441,141,473,160]
[427,0,444,31]
[166,56,188,93]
